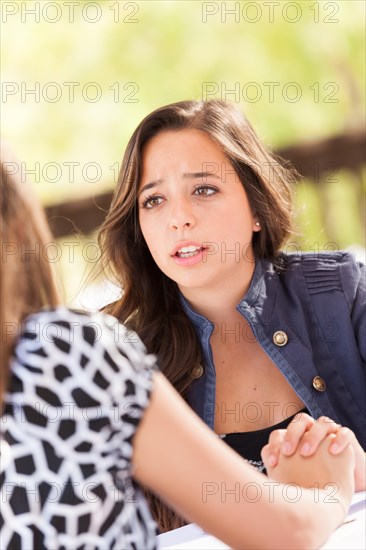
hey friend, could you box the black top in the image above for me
[220,409,308,473]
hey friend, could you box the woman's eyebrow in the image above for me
[139,172,220,195]
[183,171,220,180]
[139,178,165,195]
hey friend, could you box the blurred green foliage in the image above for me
[2,0,365,303]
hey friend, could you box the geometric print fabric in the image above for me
[0,307,158,549]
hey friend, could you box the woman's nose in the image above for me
[169,199,196,231]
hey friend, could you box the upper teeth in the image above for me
[179,245,200,253]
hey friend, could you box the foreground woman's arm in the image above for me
[133,372,355,550]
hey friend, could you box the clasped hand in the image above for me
[261,412,366,492]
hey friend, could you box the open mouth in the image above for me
[175,245,205,259]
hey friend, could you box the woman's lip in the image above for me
[170,241,204,256]
[172,248,206,267]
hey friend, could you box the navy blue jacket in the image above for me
[181,252,366,448]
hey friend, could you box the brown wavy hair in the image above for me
[0,146,60,407]
[98,100,295,530]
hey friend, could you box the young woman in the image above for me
[0,150,358,548]
[98,100,366,529]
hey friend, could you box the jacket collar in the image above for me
[179,258,279,330]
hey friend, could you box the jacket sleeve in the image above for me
[339,252,366,363]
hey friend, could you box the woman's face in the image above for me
[138,129,260,299]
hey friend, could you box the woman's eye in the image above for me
[141,195,163,209]
[194,186,217,197]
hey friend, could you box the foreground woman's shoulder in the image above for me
[19,306,156,375]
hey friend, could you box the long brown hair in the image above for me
[98,100,295,530]
[0,146,60,406]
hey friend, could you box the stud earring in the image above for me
[255,222,260,227]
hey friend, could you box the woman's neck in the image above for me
[180,261,256,325]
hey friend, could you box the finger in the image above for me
[327,427,366,491]
[261,444,278,470]
[262,429,287,468]
[261,443,270,467]
[328,427,355,454]
[281,412,315,456]
[299,416,341,456]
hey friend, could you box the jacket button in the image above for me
[192,364,204,379]
[273,331,288,346]
[312,376,326,392]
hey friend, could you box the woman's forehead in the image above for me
[141,129,227,168]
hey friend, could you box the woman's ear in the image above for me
[253,219,261,232]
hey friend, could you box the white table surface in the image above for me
[157,492,366,550]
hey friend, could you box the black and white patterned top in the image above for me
[0,307,158,549]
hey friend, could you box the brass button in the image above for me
[273,331,288,346]
[192,364,204,379]
[312,376,326,392]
